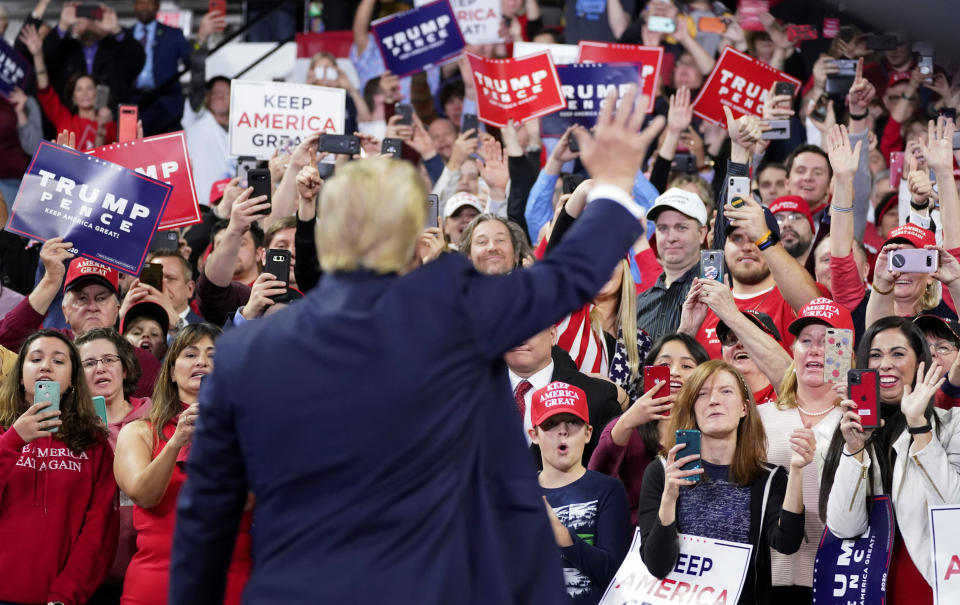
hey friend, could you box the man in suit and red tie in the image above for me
[171,86,652,604]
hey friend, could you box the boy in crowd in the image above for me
[531,381,631,604]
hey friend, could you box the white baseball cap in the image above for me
[645,187,708,226]
[443,192,484,219]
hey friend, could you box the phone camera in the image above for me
[891,253,906,268]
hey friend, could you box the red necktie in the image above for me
[514,380,532,417]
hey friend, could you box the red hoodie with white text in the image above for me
[0,427,119,605]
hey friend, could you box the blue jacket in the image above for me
[136,21,193,132]
[170,196,645,604]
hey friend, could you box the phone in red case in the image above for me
[848,369,880,429]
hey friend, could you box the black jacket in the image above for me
[529,346,621,468]
[637,459,804,605]
[42,27,145,109]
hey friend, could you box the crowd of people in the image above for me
[0,0,959,604]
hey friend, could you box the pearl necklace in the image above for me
[796,405,833,416]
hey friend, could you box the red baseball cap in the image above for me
[788,297,855,335]
[530,381,589,427]
[209,177,232,204]
[883,223,937,249]
[63,258,119,295]
[768,195,814,231]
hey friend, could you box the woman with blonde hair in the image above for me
[758,299,851,604]
[548,179,652,403]
[638,360,814,605]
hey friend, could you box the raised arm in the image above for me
[353,0,378,54]
[923,117,960,249]
[845,59,875,239]
[204,188,269,288]
[268,133,320,229]
[607,0,630,40]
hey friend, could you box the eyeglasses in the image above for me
[775,212,808,227]
[81,355,121,370]
[929,342,959,357]
[69,293,116,308]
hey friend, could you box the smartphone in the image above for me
[562,174,586,195]
[139,262,164,291]
[118,105,138,142]
[889,151,905,183]
[868,34,898,51]
[643,366,670,399]
[671,153,697,173]
[848,369,880,429]
[697,16,725,34]
[462,113,478,138]
[425,194,439,229]
[35,381,60,433]
[810,95,830,123]
[774,81,797,98]
[76,3,104,20]
[395,103,414,126]
[567,132,580,153]
[939,107,957,121]
[149,230,180,252]
[953,132,960,151]
[95,84,110,111]
[700,250,724,282]
[675,429,702,480]
[918,56,934,77]
[825,74,854,95]
[263,249,290,301]
[824,328,854,383]
[888,248,939,273]
[314,66,338,82]
[247,168,272,216]
[727,176,751,206]
[208,0,227,16]
[318,134,360,155]
[647,16,676,34]
[92,396,108,427]
[382,137,403,158]
[761,119,790,140]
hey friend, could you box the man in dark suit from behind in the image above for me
[130,0,225,135]
[506,325,621,466]
[170,86,651,604]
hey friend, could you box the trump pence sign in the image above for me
[466,51,566,127]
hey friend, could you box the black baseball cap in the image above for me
[717,309,782,345]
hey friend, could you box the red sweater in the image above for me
[37,85,116,151]
[0,428,119,605]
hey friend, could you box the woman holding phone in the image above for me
[821,316,960,604]
[114,324,251,605]
[19,24,116,150]
[589,333,709,525]
[76,328,151,602]
[637,360,813,605]
[0,330,118,605]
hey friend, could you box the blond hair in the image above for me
[315,158,425,274]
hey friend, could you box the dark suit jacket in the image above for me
[42,28,145,109]
[170,197,644,604]
[133,21,194,134]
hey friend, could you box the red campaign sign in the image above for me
[576,41,663,113]
[88,131,201,230]
[737,0,769,31]
[691,47,801,126]
[465,51,566,128]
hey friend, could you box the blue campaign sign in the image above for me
[5,142,173,276]
[372,0,465,78]
[541,63,640,137]
[0,38,29,97]
[812,495,894,605]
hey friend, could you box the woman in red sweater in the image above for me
[0,330,119,605]
[20,24,116,150]
[115,324,252,605]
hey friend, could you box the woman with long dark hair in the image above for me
[821,316,960,604]
[114,324,251,605]
[0,330,118,605]
[588,333,709,525]
[638,360,813,605]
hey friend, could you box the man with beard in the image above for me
[769,196,815,264]
[681,195,820,359]
[459,214,531,275]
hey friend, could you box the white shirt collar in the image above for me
[508,361,555,446]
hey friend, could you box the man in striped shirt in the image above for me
[635,188,709,341]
